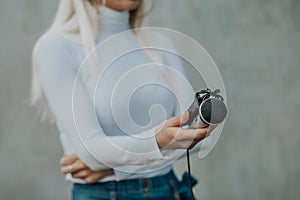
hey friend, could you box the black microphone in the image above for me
[182,88,227,128]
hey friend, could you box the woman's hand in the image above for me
[60,154,114,184]
[155,112,213,150]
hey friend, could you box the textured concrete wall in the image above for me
[0,0,299,199]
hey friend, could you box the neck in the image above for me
[97,5,130,35]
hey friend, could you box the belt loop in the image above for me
[109,191,116,200]
[143,179,151,196]
[109,181,117,200]
[167,170,181,200]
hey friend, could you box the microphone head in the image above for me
[199,98,227,125]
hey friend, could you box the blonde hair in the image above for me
[30,0,146,123]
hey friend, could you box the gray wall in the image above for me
[0,0,299,199]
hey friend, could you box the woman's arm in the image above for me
[35,33,208,173]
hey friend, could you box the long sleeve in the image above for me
[34,33,168,171]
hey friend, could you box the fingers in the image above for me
[60,153,78,166]
[72,169,114,183]
[165,127,208,149]
[84,169,114,184]
[164,111,189,127]
[178,128,207,142]
[72,169,93,179]
[84,172,105,184]
[61,159,87,174]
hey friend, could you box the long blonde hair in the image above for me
[30,0,146,123]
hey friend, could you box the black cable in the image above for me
[187,149,196,200]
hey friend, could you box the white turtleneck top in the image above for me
[34,6,202,183]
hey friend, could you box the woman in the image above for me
[31,0,211,199]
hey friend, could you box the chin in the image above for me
[120,0,141,11]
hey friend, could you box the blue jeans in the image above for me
[72,170,197,200]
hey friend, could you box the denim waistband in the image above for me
[74,170,178,192]
[73,170,198,200]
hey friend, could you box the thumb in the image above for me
[60,153,78,166]
[165,111,189,127]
